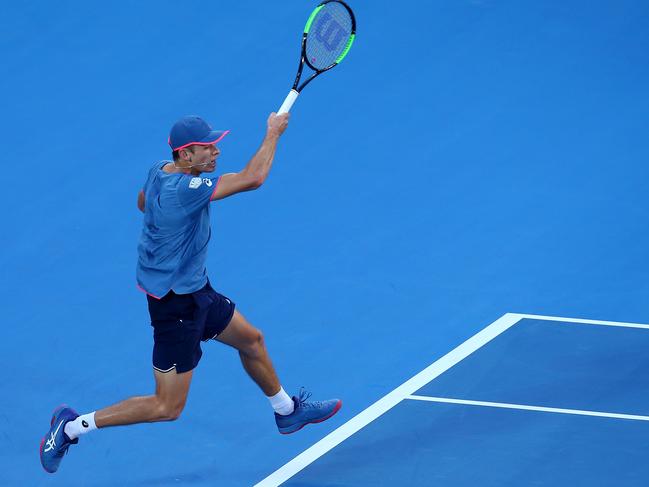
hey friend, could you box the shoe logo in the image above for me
[44,420,64,453]
[82,420,89,428]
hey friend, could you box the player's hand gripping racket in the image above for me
[277,0,356,114]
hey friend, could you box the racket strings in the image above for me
[305,1,353,70]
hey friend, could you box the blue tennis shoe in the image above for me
[275,388,342,434]
[40,405,79,473]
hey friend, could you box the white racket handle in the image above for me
[277,89,299,114]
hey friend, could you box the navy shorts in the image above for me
[147,282,235,373]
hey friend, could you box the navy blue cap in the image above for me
[168,115,229,151]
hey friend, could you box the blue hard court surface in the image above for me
[286,319,649,486]
[1,0,648,485]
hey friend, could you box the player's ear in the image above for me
[179,147,191,161]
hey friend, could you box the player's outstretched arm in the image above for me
[211,112,289,201]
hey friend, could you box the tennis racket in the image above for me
[277,0,356,114]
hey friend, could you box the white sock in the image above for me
[268,387,294,416]
[64,412,97,440]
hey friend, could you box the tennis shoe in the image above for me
[275,388,342,434]
[40,405,79,473]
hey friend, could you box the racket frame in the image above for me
[277,0,356,114]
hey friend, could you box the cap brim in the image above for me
[197,129,230,145]
[172,130,230,151]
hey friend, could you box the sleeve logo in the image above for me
[189,177,202,189]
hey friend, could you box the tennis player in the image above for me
[40,113,342,473]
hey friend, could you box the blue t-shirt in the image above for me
[136,161,220,298]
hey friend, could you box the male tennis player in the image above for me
[40,113,342,473]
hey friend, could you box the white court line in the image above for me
[254,313,523,487]
[510,313,649,330]
[256,312,649,486]
[406,395,649,422]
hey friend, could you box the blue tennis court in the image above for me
[1,0,648,485]
[258,314,649,486]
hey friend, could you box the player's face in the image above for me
[184,143,220,173]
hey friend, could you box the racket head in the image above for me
[303,0,356,73]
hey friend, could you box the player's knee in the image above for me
[162,405,184,421]
[156,399,185,421]
[241,328,265,358]
[168,407,183,421]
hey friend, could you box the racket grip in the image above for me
[277,89,299,114]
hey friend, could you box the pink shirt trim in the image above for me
[137,283,163,300]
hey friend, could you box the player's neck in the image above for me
[165,162,201,176]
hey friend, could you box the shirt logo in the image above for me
[203,178,213,187]
[189,177,202,189]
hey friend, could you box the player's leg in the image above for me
[40,367,193,473]
[215,309,280,396]
[41,286,200,474]
[94,368,193,427]
[215,309,342,434]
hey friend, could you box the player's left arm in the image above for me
[137,190,145,212]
